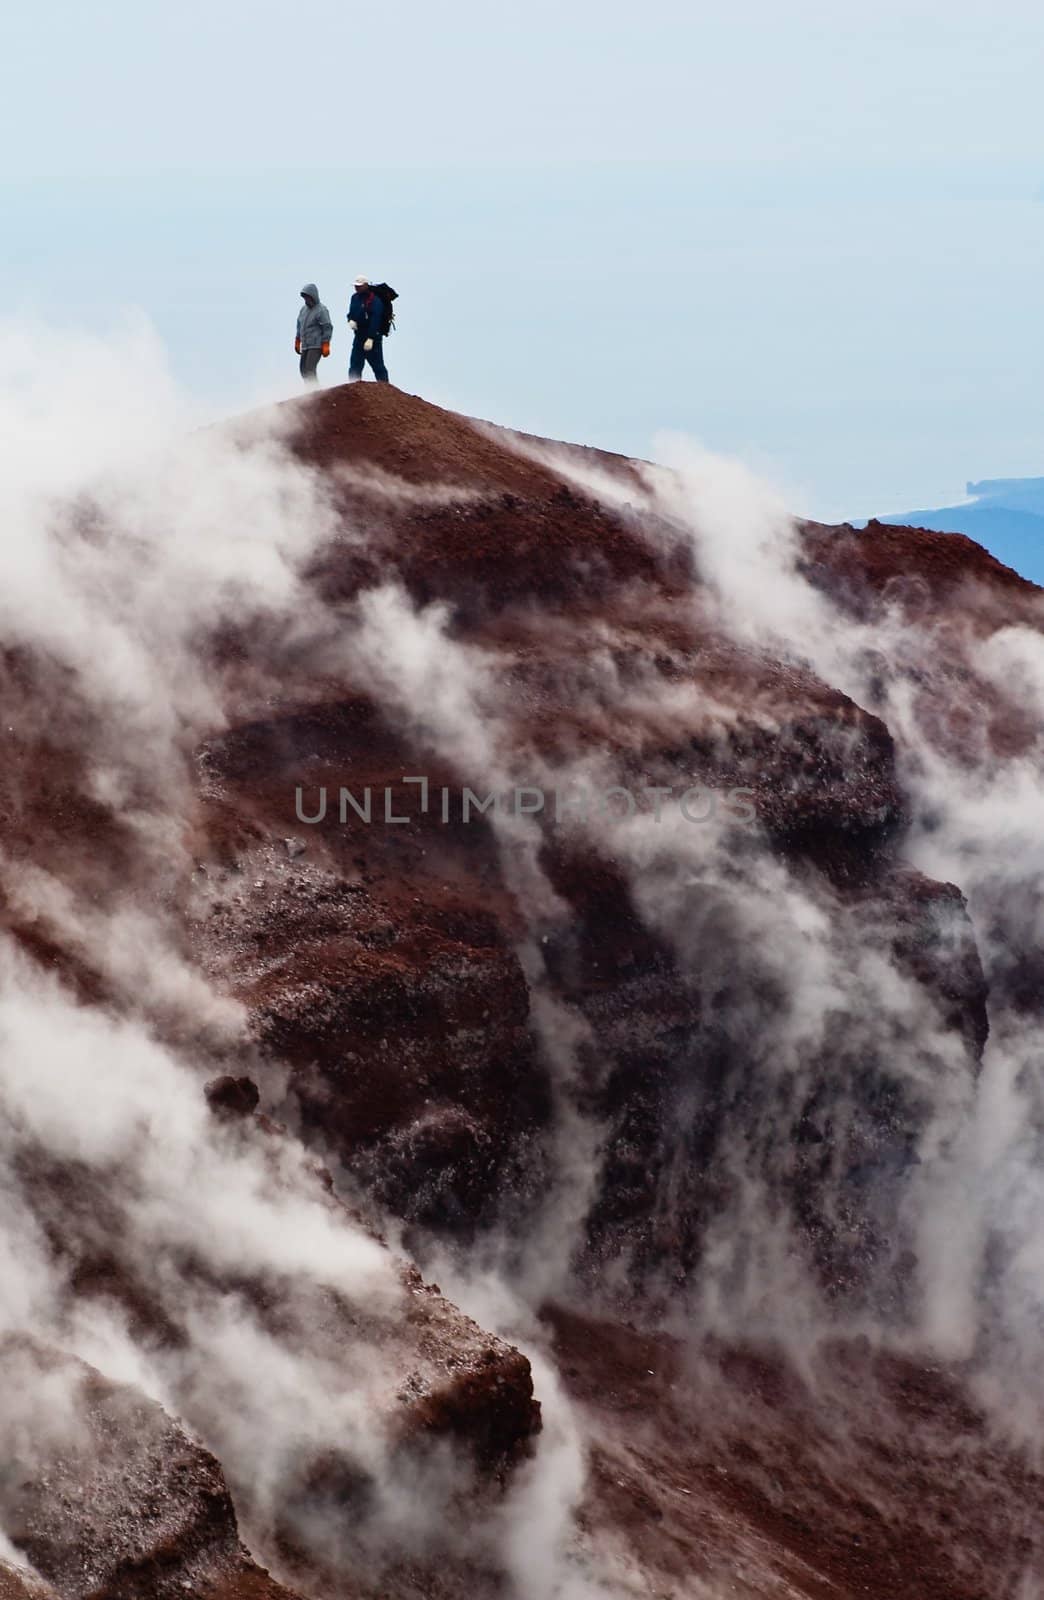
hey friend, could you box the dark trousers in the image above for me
[348,333,389,382]
[300,346,322,384]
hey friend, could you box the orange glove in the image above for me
[321,342,330,358]
[294,338,301,354]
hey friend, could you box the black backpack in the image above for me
[371,283,398,337]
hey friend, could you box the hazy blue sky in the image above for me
[4,0,1044,539]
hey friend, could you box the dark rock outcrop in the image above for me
[0,1338,298,1600]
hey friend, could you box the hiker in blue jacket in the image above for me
[295,283,333,384]
[347,277,390,383]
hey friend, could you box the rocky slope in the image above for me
[0,380,1041,1597]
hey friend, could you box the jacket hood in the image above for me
[300,283,320,301]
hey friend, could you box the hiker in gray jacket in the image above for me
[295,283,333,384]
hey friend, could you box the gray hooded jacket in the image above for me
[297,284,333,351]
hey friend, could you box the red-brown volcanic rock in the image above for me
[0,1566,56,1599]
[190,386,991,1294]
[2,381,1042,1598]
[801,516,1041,623]
[546,1306,1044,1600]
[0,1339,303,1600]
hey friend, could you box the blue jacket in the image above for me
[347,289,386,341]
[297,284,333,350]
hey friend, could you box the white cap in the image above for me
[354,276,369,288]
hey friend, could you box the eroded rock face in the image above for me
[183,386,1001,1310]
[544,1306,1044,1600]
[0,1338,256,1600]
[2,384,1001,1317]
[1,381,1041,1598]
[5,1121,540,1572]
